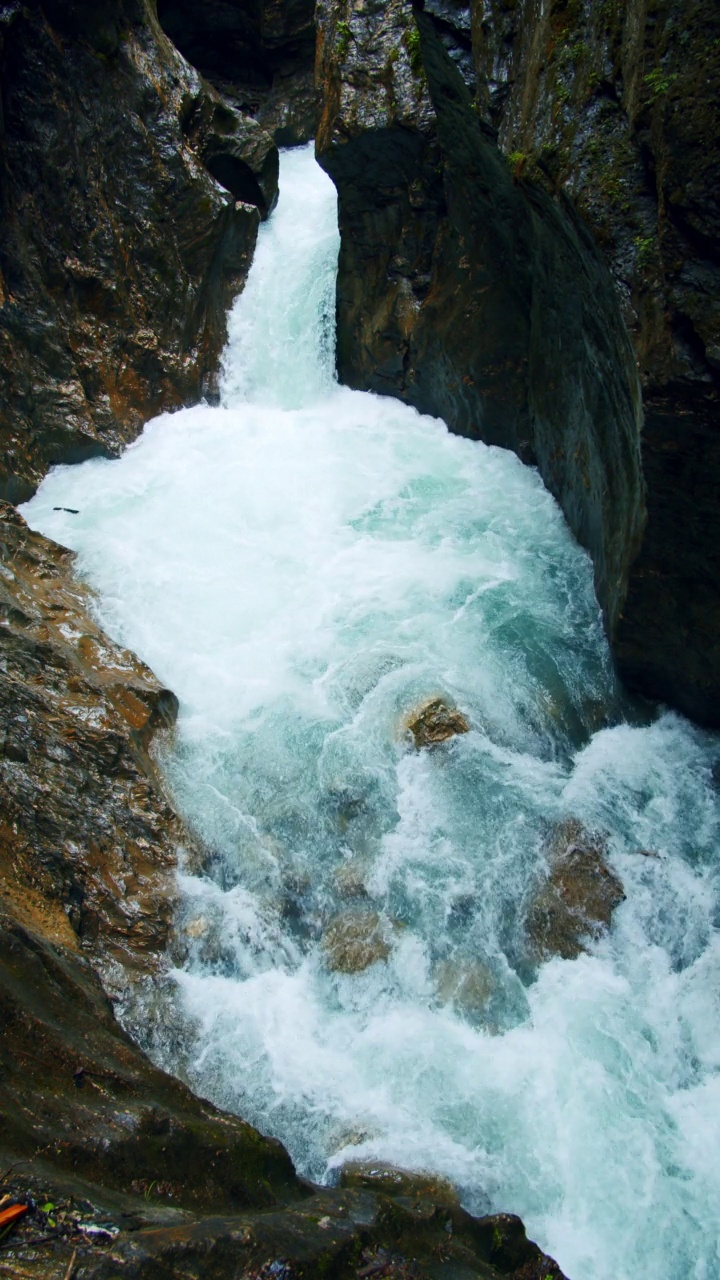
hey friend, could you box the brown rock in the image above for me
[0,0,273,503]
[322,909,397,973]
[0,502,184,975]
[405,698,470,748]
[526,818,625,961]
[435,956,494,1020]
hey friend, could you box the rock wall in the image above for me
[315,0,645,642]
[156,0,318,144]
[472,0,720,724]
[316,0,720,724]
[0,0,278,503]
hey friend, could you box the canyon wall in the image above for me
[0,0,279,502]
[315,0,720,725]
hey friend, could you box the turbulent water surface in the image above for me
[23,146,720,1280]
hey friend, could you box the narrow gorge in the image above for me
[0,4,718,1280]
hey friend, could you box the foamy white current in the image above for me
[22,146,720,1280]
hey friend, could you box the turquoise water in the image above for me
[23,146,720,1280]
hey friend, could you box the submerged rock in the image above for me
[322,909,397,973]
[405,697,470,748]
[526,818,625,961]
[435,956,494,1020]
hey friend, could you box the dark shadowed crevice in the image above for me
[204,153,267,212]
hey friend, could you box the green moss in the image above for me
[403,23,424,77]
[643,67,679,99]
[633,233,656,264]
[337,20,351,60]
[507,149,529,178]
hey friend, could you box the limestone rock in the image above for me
[322,909,397,973]
[405,697,470,748]
[156,0,317,144]
[316,0,645,643]
[526,819,625,961]
[340,1160,461,1207]
[332,860,370,900]
[184,83,279,217]
[435,956,494,1020]
[317,0,720,727]
[0,503,186,974]
[0,0,270,502]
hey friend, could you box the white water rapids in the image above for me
[22,146,720,1280]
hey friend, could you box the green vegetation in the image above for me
[337,19,351,60]
[633,233,656,264]
[507,149,529,178]
[404,23,423,77]
[643,67,679,99]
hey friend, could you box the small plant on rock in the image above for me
[643,67,679,99]
[337,20,351,60]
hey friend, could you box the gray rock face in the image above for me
[469,0,720,725]
[0,0,277,503]
[317,0,720,725]
[315,0,645,640]
[156,0,318,144]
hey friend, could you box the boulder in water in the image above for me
[405,698,470,748]
[435,956,494,1022]
[526,818,625,961]
[322,910,398,973]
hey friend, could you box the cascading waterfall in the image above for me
[22,145,720,1280]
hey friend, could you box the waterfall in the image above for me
[22,145,720,1280]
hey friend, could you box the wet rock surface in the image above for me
[0,0,274,503]
[316,0,720,725]
[0,503,185,973]
[156,0,318,144]
[0,504,569,1280]
[471,0,720,725]
[322,909,397,973]
[405,697,470,747]
[526,819,625,961]
[315,0,645,642]
[0,911,571,1280]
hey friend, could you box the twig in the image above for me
[63,1246,77,1280]
[0,1233,58,1251]
[0,1144,55,1185]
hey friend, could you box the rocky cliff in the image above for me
[0,0,279,503]
[315,0,720,724]
[156,0,318,144]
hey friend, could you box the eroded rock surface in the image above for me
[322,908,397,972]
[405,697,470,747]
[316,0,720,725]
[0,0,277,502]
[469,0,720,725]
[0,503,186,973]
[156,0,318,144]
[315,0,645,642]
[526,818,625,961]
